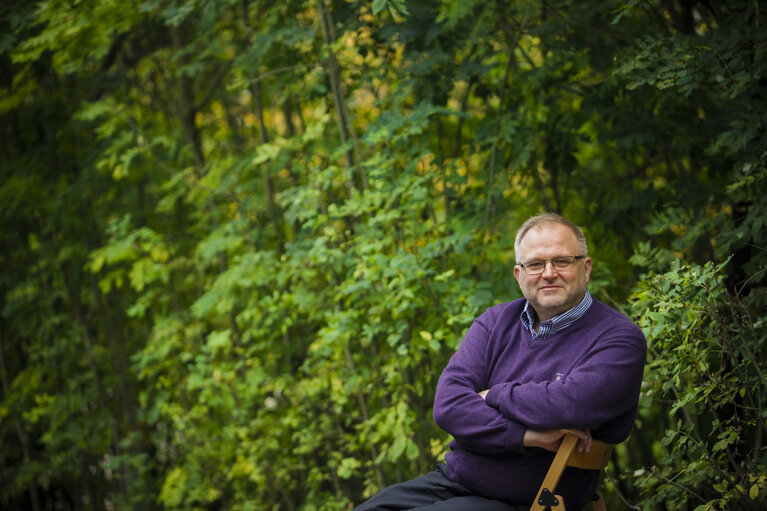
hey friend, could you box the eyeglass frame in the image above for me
[516,255,587,275]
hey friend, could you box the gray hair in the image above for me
[514,213,588,263]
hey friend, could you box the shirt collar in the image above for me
[521,290,593,340]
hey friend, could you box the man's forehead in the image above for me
[520,224,578,249]
[522,222,574,240]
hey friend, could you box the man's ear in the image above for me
[513,265,521,282]
[584,257,593,282]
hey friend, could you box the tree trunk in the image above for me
[316,0,367,191]
[0,333,43,511]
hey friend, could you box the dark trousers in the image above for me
[352,464,526,511]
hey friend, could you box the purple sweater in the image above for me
[433,298,646,509]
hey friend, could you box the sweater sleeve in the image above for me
[484,323,646,440]
[433,312,527,454]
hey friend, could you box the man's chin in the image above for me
[535,298,569,315]
[536,294,567,307]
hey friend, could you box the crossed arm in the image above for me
[433,313,645,455]
[434,368,592,454]
[476,388,592,453]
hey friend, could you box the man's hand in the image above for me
[478,390,592,453]
[523,428,592,453]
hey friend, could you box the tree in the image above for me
[1,1,764,509]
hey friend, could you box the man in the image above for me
[354,213,646,510]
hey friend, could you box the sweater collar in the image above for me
[521,290,593,340]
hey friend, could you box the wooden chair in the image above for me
[530,431,613,511]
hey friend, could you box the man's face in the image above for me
[513,222,592,322]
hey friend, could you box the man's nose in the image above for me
[540,261,558,278]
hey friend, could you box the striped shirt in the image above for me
[521,290,593,340]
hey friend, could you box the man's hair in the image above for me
[514,213,588,263]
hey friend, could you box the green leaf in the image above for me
[372,0,387,15]
[159,467,189,507]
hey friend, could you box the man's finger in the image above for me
[561,428,588,439]
[579,435,592,453]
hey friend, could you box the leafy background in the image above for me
[1,1,765,510]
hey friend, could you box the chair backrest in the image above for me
[530,431,613,511]
[565,432,612,470]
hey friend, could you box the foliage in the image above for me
[0,0,765,510]
[630,259,766,510]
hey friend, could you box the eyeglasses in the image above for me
[517,256,586,275]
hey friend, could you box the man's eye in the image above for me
[553,259,569,266]
[527,262,544,269]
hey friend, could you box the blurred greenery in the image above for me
[1,1,765,510]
